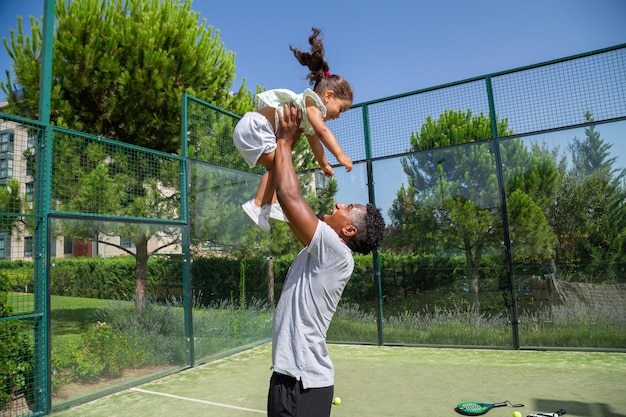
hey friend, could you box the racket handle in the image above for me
[526,410,566,417]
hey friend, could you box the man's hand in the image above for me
[276,102,303,148]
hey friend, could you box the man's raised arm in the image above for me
[274,103,321,246]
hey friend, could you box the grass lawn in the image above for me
[9,292,117,339]
[50,295,113,340]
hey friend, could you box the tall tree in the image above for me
[502,141,559,262]
[549,113,626,281]
[1,0,255,308]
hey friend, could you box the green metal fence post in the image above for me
[33,124,52,415]
[485,76,520,349]
[181,94,194,366]
[38,0,54,125]
[34,0,55,413]
[361,104,384,346]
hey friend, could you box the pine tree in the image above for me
[1,0,253,152]
[550,112,626,281]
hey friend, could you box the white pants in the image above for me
[233,112,276,168]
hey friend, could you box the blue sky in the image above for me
[0,0,624,104]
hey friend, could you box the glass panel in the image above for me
[188,160,272,362]
[379,143,511,346]
[509,120,626,349]
[49,218,184,406]
[328,162,378,344]
[333,141,515,347]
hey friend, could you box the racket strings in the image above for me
[463,403,488,411]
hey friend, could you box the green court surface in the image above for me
[51,344,626,417]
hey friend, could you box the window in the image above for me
[120,237,135,248]
[26,152,34,176]
[27,134,36,150]
[24,236,33,258]
[0,235,6,259]
[0,158,13,180]
[26,182,34,202]
[0,130,14,153]
[64,237,73,254]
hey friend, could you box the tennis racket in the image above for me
[455,400,524,416]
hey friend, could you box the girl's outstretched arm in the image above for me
[307,105,353,172]
[306,134,334,177]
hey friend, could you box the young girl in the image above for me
[234,27,353,233]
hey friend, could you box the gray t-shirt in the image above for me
[271,220,354,389]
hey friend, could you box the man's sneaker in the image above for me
[269,202,289,222]
[242,199,270,233]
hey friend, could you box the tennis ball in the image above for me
[333,397,342,405]
[512,411,522,417]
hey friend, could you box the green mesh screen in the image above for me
[327,46,626,162]
[185,96,259,172]
[188,161,273,362]
[50,128,184,221]
[491,47,626,134]
[330,79,490,161]
[0,116,41,416]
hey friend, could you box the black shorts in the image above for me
[267,372,334,417]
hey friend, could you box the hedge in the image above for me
[1,252,513,309]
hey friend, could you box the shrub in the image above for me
[50,257,136,298]
[98,298,188,365]
[51,321,151,390]
[0,267,34,292]
[49,256,183,300]
[0,274,34,410]
[191,256,268,306]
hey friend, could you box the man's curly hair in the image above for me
[349,204,386,255]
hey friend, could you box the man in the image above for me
[268,102,386,417]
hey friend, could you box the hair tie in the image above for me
[324,71,331,77]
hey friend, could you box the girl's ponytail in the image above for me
[290,27,353,102]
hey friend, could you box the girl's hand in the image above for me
[338,155,353,172]
[320,161,335,177]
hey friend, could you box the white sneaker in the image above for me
[242,199,271,233]
[269,202,289,222]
